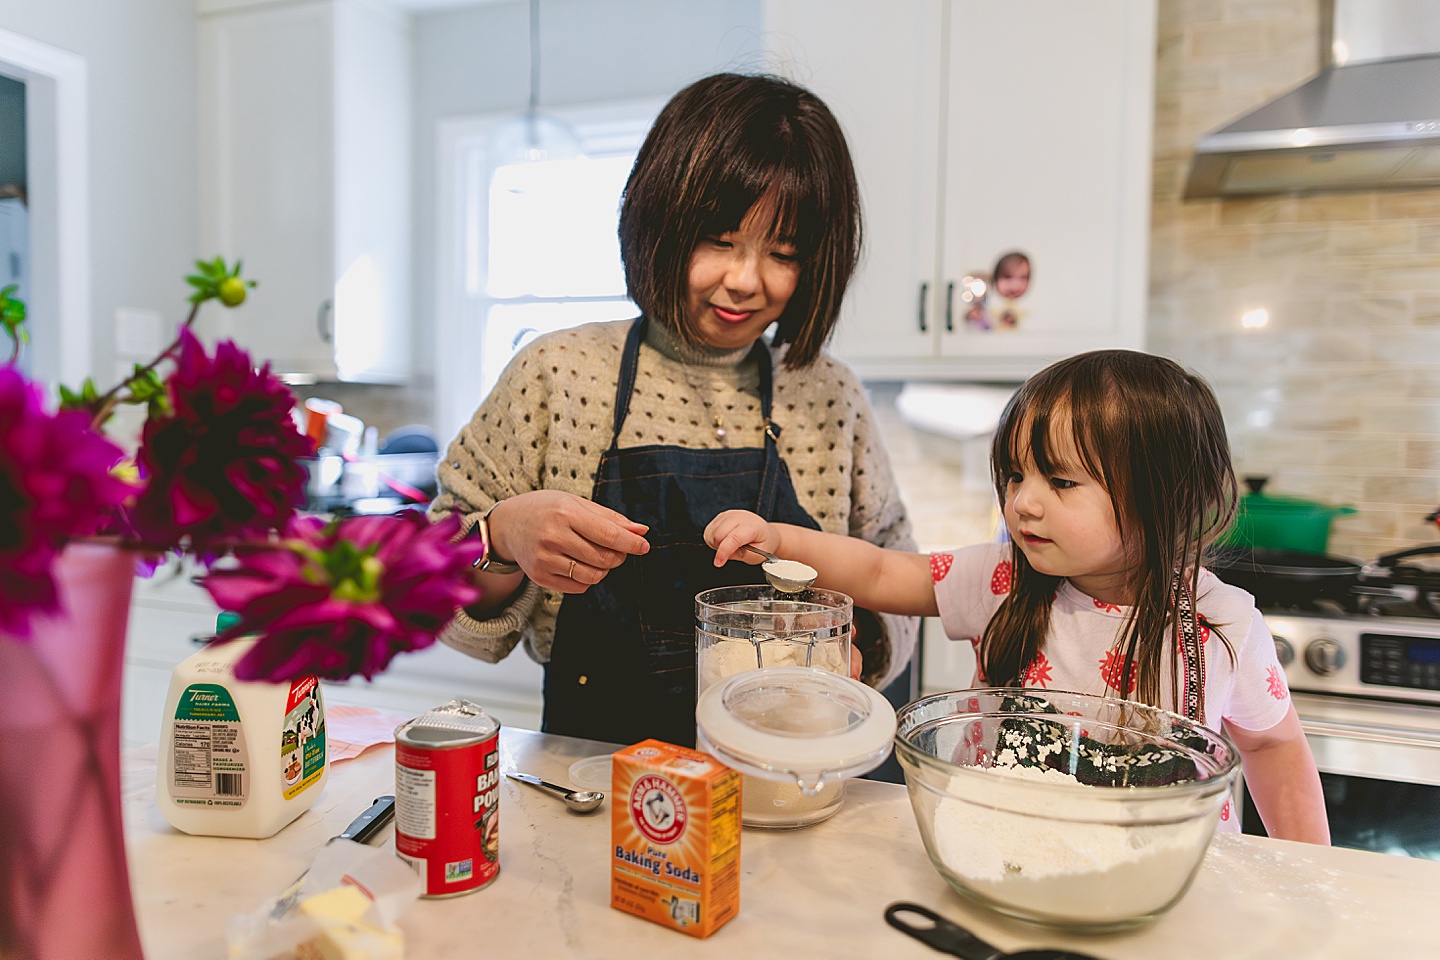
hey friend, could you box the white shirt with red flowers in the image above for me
[930,542,1292,832]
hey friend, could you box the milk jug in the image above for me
[156,614,328,838]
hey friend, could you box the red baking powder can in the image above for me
[394,699,501,897]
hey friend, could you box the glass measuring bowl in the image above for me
[695,585,853,691]
[694,585,861,827]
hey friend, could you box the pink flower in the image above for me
[129,327,309,556]
[0,367,132,637]
[200,511,483,682]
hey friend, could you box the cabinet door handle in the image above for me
[317,298,333,344]
[945,281,955,332]
[918,281,928,333]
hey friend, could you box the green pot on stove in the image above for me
[1218,476,1357,555]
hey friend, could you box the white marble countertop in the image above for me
[124,728,1435,959]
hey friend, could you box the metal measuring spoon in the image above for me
[506,772,605,813]
[743,544,818,593]
[884,903,1103,960]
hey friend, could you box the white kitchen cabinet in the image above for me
[198,0,411,383]
[764,0,1154,381]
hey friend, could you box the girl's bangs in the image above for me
[996,393,1061,472]
[996,390,1102,483]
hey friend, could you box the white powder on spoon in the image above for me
[762,559,817,584]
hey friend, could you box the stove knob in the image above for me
[1273,635,1294,667]
[1303,637,1347,676]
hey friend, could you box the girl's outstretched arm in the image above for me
[704,509,939,617]
[1224,705,1330,845]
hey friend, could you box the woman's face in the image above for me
[685,203,800,351]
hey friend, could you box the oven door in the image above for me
[1241,692,1440,859]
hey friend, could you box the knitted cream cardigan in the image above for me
[429,318,918,688]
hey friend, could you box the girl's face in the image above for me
[995,261,1030,299]
[1002,421,1133,604]
[685,201,800,351]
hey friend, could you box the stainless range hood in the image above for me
[1184,0,1440,199]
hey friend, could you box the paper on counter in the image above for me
[325,705,413,763]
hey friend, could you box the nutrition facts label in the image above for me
[171,722,216,788]
[395,766,437,839]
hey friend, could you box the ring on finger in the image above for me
[567,559,577,580]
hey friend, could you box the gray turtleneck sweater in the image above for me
[429,318,918,689]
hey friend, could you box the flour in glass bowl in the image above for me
[927,763,1216,924]
[697,637,847,692]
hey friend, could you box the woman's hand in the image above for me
[487,491,650,594]
[704,510,781,566]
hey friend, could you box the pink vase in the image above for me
[0,542,144,960]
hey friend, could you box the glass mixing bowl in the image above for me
[894,688,1239,931]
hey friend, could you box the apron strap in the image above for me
[609,316,790,520]
[752,336,785,519]
[610,317,648,438]
[1175,572,1205,723]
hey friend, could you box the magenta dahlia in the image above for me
[128,326,309,557]
[0,366,132,637]
[200,511,483,682]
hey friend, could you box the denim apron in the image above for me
[543,317,822,746]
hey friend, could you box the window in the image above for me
[436,99,661,440]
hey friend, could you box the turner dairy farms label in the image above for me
[281,676,326,800]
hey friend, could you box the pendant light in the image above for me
[485,0,583,166]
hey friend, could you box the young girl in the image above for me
[706,349,1330,844]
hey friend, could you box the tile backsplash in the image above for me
[1149,0,1440,562]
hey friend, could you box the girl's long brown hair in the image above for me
[981,350,1239,712]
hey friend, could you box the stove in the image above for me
[1252,599,1440,857]
[1266,611,1440,706]
[1216,539,1440,855]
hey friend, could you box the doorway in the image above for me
[0,74,28,372]
[0,28,88,391]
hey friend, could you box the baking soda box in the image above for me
[611,739,741,938]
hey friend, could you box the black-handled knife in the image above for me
[336,795,395,843]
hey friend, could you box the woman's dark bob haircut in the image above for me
[618,72,862,369]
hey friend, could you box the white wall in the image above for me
[0,0,197,382]
[411,0,765,387]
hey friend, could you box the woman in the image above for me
[430,72,917,746]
